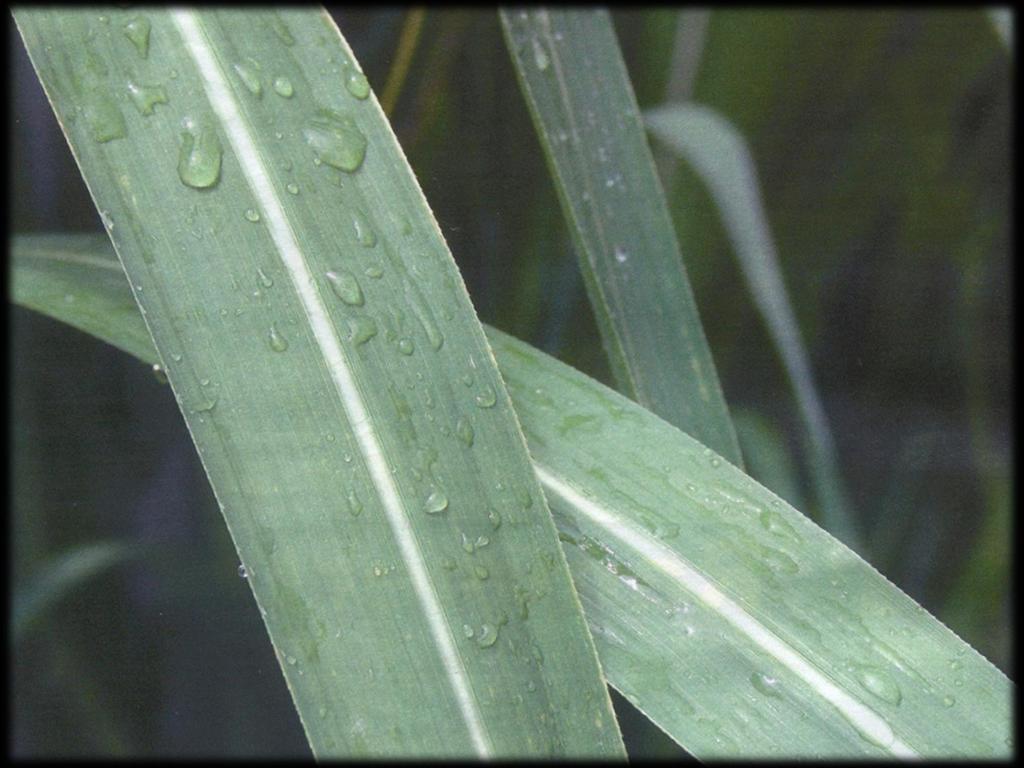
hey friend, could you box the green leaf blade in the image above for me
[13,8,622,758]
[14,234,1010,758]
[488,327,1012,759]
[499,8,742,466]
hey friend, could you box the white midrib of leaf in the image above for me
[170,10,491,756]
[534,465,919,758]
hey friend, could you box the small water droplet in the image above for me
[442,557,457,571]
[475,385,497,408]
[425,488,449,515]
[270,14,295,46]
[177,119,222,189]
[455,416,474,446]
[364,265,384,279]
[233,60,262,97]
[347,316,378,345]
[238,564,248,578]
[343,66,371,99]
[531,37,550,71]
[286,655,297,666]
[83,89,126,143]
[462,624,475,639]
[273,75,294,98]
[614,246,628,264]
[397,338,415,356]
[151,364,168,385]
[488,509,502,529]
[351,210,377,247]
[126,80,167,116]
[257,267,274,288]
[326,270,364,306]
[122,17,151,58]
[268,324,289,352]
[476,623,499,648]
[347,488,363,517]
[942,695,956,708]
[244,208,261,223]
[854,665,902,706]
[759,509,802,543]
[750,672,782,698]
[473,565,489,581]
[303,108,367,172]
[286,182,300,195]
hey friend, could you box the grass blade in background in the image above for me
[12,541,133,643]
[12,234,1013,758]
[732,409,808,511]
[645,103,861,549]
[13,8,623,757]
[987,7,1013,51]
[499,8,743,466]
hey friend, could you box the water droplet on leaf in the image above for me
[122,17,151,58]
[177,119,222,189]
[326,270,364,306]
[303,108,367,172]
[273,75,294,98]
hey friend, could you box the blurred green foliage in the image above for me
[9,8,1010,758]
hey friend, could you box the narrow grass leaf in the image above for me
[13,540,133,642]
[499,9,742,466]
[13,9,622,758]
[12,234,1012,758]
[645,103,861,549]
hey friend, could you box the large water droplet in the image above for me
[424,488,449,515]
[268,324,289,352]
[233,60,263,97]
[854,665,902,706]
[347,316,378,345]
[126,80,167,116]
[303,108,367,172]
[343,66,371,100]
[122,17,151,58]
[273,75,294,98]
[326,270,364,306]
[177,119,222,189]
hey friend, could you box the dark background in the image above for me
[9,8,1012,758]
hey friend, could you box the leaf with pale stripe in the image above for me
[11,234,1013,758]
[12,8,623,758]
